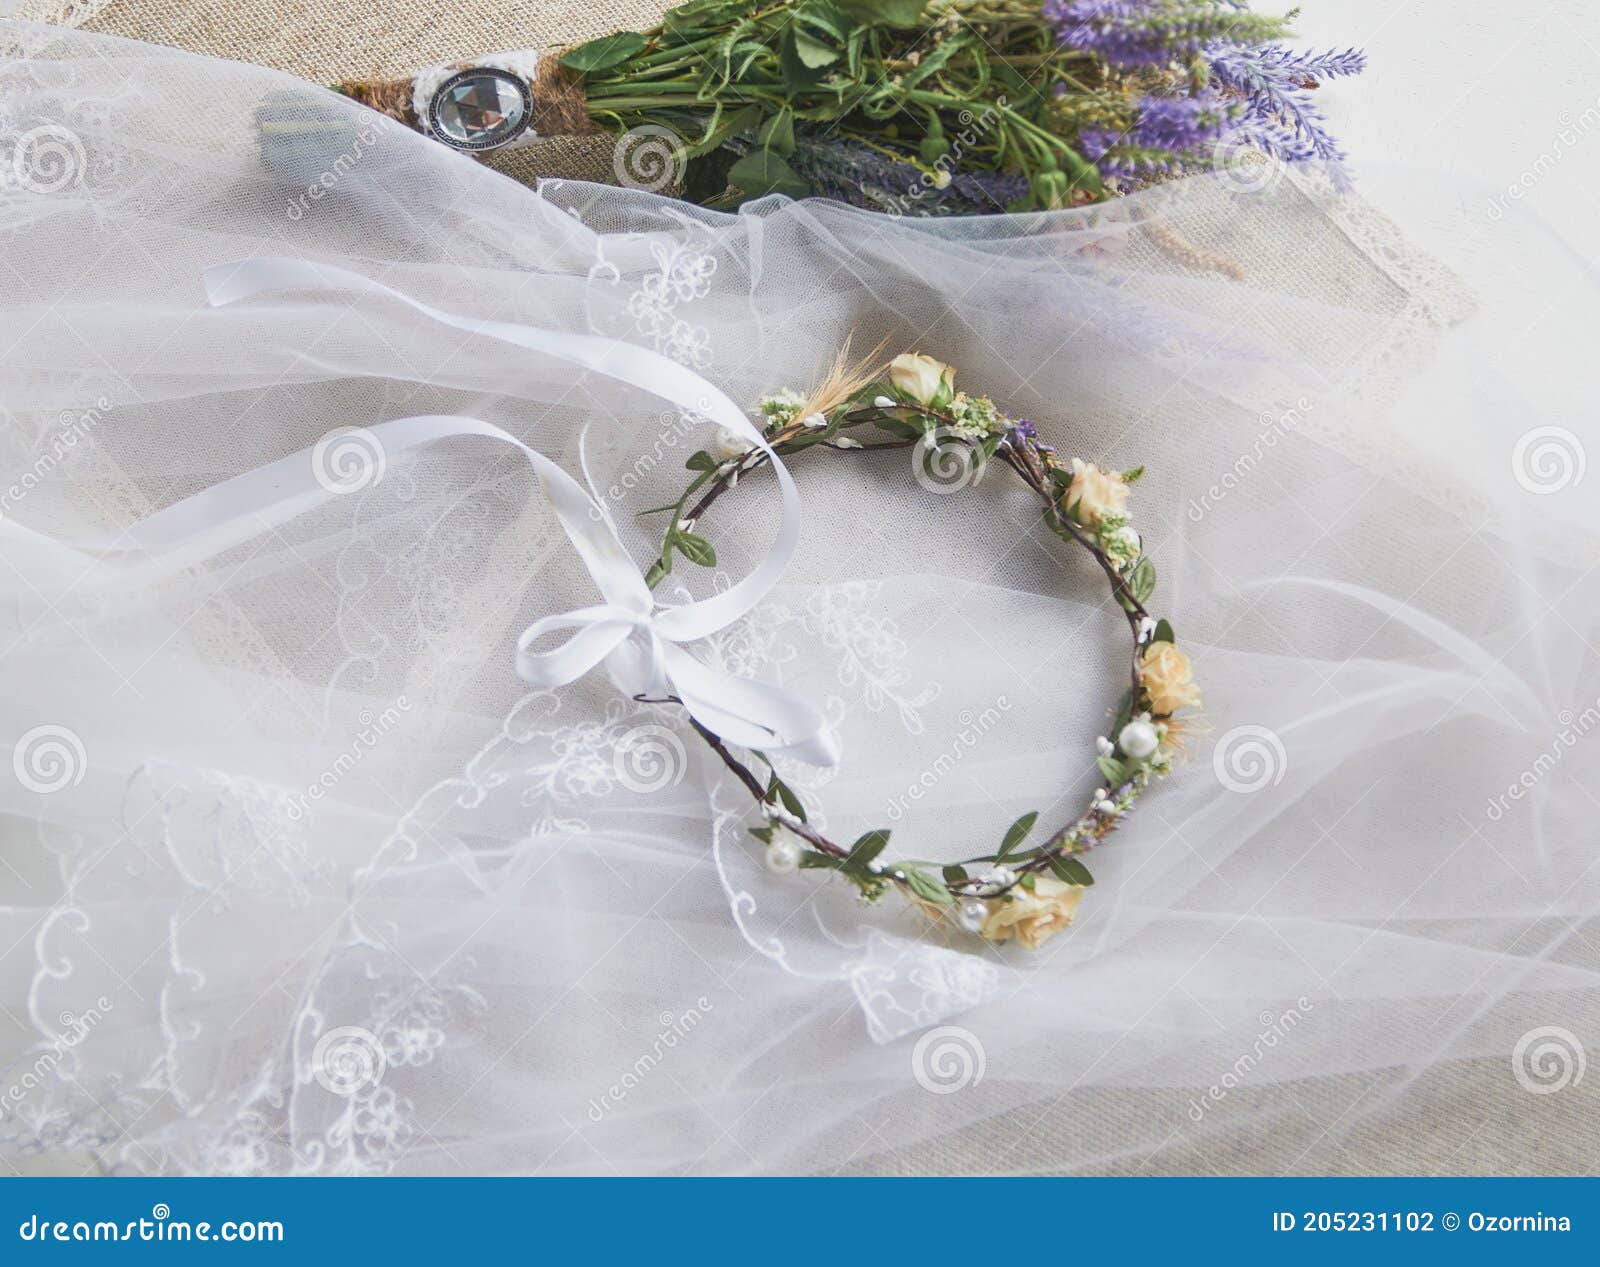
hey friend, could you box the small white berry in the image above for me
[1118,719,1160,760]
[1095,798,1117,815]
[765,834,802,874]
[800,412,828,429]
[1095,736,1115,757]
[873,395,895,409]
[710,427,750,462]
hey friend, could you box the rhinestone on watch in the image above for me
[427,68,532,151]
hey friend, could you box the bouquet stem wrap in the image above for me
[334,51,596,149]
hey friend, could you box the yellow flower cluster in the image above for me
[979,876,1086,950]
[1065,458,1129,526]
[1140,641,1201,716]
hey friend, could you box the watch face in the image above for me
[427,67,533,151]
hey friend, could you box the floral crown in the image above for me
[195,262,1198,955]
[636,350,1200,951]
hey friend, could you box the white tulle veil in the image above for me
[1,19,1597,1175]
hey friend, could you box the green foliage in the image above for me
[998,810,1038,859]
[846,829,892,868]
[904,868,953,906]
[1050,855,1094,886]
[573,0,1126,210]
[1128,557,1157,604]
[767,771,807,821]
[558,32,649,73]
[726,148,810,200]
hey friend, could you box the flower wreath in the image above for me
[641,351,1201,950]
[183,261,1198,954]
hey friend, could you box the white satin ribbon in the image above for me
[0,259,838,765]
[209,258,836,764]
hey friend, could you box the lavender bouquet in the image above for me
[555,0,1365,214]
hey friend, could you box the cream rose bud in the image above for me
[1066,458,1130,526]
[888,352,955,406]
[980,875,1085,950]
[1139,640,1201,716]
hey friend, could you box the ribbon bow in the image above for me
[514,450,836,765]
[0,257,837,766]
[204,258,837,765]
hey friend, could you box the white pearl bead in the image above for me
[765,836,801,874]
[1118,719,1160,760]
[980,865,1016,888]
[957,898,988,934]
[711,427,750,461]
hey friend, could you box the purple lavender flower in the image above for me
[1045,0,1172,68]
[1047,0,1275,69]
[788,136,1030,216]
[1048,0,1365,179]
[1204,43,1367,162]
[1081,91,1236,176]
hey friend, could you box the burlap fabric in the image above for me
[17,0,672,186]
